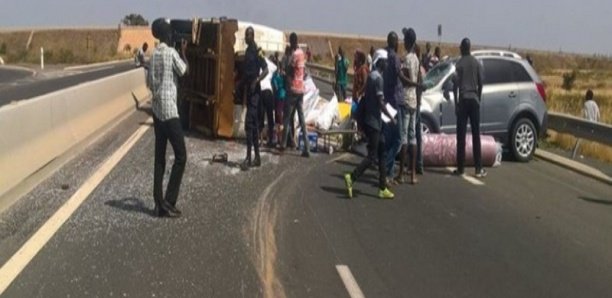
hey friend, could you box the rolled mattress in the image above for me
[422,134,501,167]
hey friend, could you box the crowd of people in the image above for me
[344,28,486,199]
[235,29,313,172]
[143,18,532,215]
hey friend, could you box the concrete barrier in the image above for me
[0,69,150,198]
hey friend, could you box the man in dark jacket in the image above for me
[238,26,268,170]
[344,49,396,200]
[452,38,486,178]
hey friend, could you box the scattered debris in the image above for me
[211,153,229,164]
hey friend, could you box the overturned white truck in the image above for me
[169,17,285,138]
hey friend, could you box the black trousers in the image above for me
[456,97,482,172]
[408,105,424,170]
[154,117,187,207]
[352,125,387,190]
[282,92,309,153]
[245,89,260,160]
[258,89,275,143]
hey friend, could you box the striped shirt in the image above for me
[147,43,187,121]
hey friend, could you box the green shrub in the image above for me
[562,70,577,91]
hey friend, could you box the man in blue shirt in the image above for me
[383,32,403,182]
[238,26,268,170]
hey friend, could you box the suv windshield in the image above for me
[423,61,453,89]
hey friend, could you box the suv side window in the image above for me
[511,62,533,82]
[482,59,513,84]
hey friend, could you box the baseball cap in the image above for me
[372,48,388,66]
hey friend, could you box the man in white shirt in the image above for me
[573,89,602,158]
[147,19,188,217]
[397,28,425,185]
[259,57,277,147]
[135,42,148,68]
[583,89,600,122]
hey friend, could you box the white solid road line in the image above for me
[446,167,485,186]
[336,265,366,298]
[87,66,113,72]
[0,120,151,295]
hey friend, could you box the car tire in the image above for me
[510,118,537,162]
[420,117,434,135]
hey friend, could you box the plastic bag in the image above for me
[316,94,339,130]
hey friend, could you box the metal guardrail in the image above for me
[307,63,353,92]
[307,62,612,147]
[547,112,612,146]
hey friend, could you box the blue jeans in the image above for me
[408,107,424,170]
[384,114,401,177]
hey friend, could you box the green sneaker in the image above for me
[379,188,395,199]
[344,173,353,198]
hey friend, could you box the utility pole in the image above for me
[86,34,91,62]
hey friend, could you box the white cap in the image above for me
[372,48,388,66]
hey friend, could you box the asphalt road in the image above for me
[0,62,135,107]
[0,67,33,84]
[0,80,610,297]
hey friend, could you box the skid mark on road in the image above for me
[326,153,353,164]
[251,170,287,298]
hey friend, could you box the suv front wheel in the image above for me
[511,118,537,162]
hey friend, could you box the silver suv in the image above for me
[420,51,548,162]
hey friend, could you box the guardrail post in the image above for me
[40,47,44,70]
[571,139,581,159]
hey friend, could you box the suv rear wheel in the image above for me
[420,116,434,135]
[511,118,537,162]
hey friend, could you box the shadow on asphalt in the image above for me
[320,186,379,200]
[105,197,156,217]
[579,197,612,206]
[425,168,452,176]
[333,159,361,167]
[329,173,378,183]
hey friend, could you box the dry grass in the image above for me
[542,68,612,162]
[299,33,612,163]
[0,29,128,64]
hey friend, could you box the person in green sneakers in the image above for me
[344,49,396,199]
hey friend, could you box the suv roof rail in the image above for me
[472,50,522,59]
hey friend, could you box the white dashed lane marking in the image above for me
[336,265,366,298]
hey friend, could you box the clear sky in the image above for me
[1,0,611,55]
